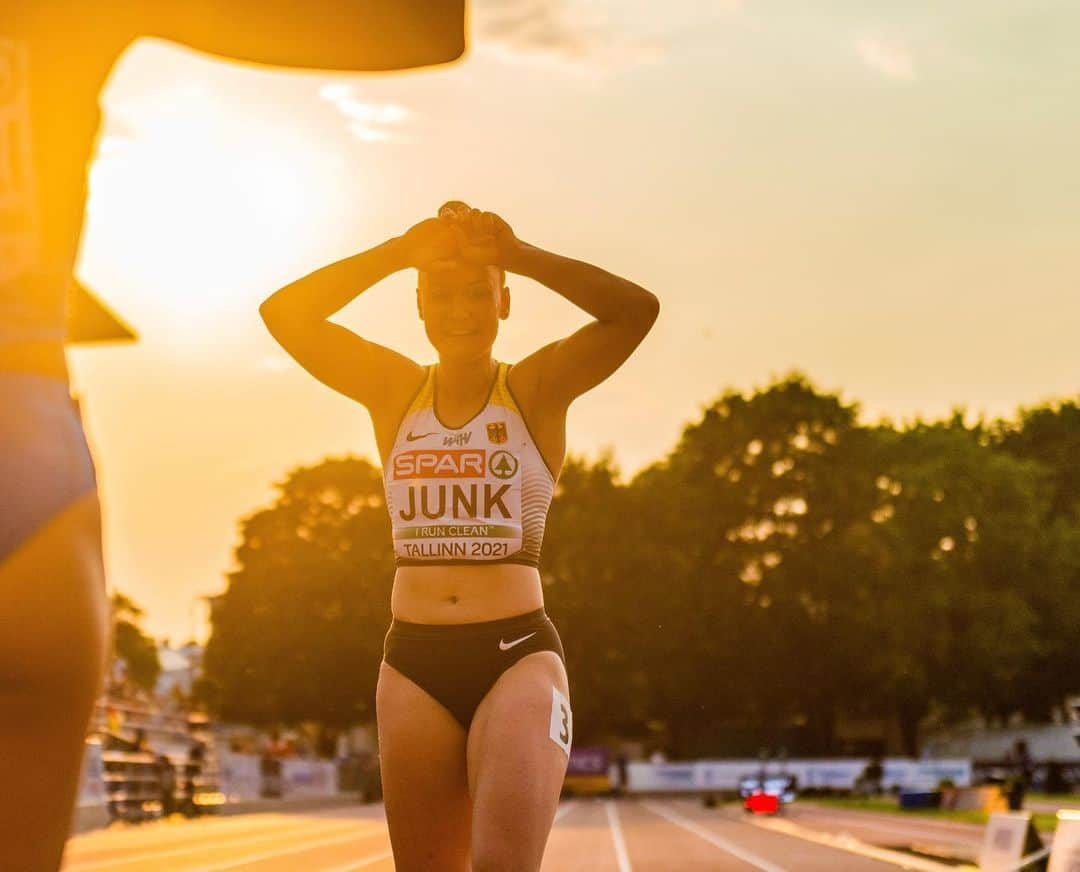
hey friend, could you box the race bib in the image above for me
[549,686,572,756]
[389,445,524,561]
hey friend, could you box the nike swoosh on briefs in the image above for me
[499,632,537,651]
[406,431,439,441]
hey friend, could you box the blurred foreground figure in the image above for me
[0,4,465,868]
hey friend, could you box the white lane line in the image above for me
[604,799,633,872]
[63,821,374,871]
[318,848,395,871]
[640,800,787,872]
[795,811,983,845]
[68,813,336,850]
[195,828,387,872]
[554,800,579,824]
[799,805,988,836]
[747,816,962,871]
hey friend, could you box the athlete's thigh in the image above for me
[0,491,110,871]
[466,651,571,871]
[376,661,472,871]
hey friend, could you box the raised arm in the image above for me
[447,208,661,408]
[259,218,459,416]
[141,0,466,71]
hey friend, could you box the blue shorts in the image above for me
[0,372,98,564]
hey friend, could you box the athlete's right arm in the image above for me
[259,219,457,415]
[259,237,413,415]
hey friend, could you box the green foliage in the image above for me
[201,457,393,728]
[110,592,161,693]
[201,378,1080,755]
[852,421,1054,749]
[992,398,1080,521]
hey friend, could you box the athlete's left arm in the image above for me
[135,0,466,72]
[506,241,660,408]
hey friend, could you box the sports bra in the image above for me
[382,361,557,568]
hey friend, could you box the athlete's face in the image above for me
[417,262,508,355]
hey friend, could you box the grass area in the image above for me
[805,796,1059,833]
[1027,791,1080,805]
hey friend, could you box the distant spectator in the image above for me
[156,755,177,817]
[106,704,122,734]
[1015,740,1034,785]
[616,753,630,796]
[266,729,289,758]
[181,742,205,815]
[1007,739,1034,810]
[259,751,283,799]
[857,756,885,796]
[1045,759,1067,795]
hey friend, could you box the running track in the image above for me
[60,799,947,871]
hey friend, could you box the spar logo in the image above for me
[393,449,486,480]
[489,450,519,480]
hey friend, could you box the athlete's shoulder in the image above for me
[505,353,542,404]
[506,346,575,423]
[394,362,434,416]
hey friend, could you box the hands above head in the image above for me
[398,217,462,273]
[437,201,522,270]
[399,202,524,275]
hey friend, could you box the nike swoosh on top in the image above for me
[499,632,537,651]
[406,431,439,441]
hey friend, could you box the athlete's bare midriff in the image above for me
[391,563,544,623]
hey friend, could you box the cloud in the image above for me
[318,84,413,144]
[854,35,915,81]
[472,0,663,75]
[258,355,292,373]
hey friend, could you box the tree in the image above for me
[201,456,394,728]
[111,591,161,693]
[856,417,1055,749]
[197,378,1080,757]
[992,397,1080,522]
[639,372,884,755]
[543,451,658,742]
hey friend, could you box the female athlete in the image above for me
[260,200,659,870]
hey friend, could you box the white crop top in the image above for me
[382,361,557,567]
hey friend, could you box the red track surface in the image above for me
[60,798,962,870]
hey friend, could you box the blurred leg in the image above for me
[0,491,110,871]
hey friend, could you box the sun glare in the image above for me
[80,54,350,334]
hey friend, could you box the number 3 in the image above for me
[549,686,572,755]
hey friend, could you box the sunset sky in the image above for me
[68,0,1079,645]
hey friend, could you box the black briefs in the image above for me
[382,607,565,731]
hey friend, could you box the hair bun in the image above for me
[438,200,471,221]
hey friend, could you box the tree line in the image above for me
[195,373,1080,757]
